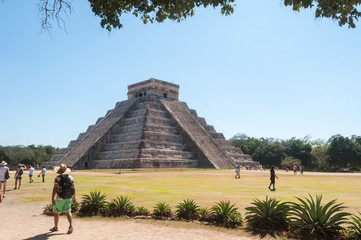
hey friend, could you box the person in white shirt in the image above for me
[29,165,35,183]
[0,161,10,202]
[41,166,47,183]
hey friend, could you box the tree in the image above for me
[231,133,262,156]
[284,0,361,28]
[38,0,360,32]
[253,142,286,168]
[311,145,328,170]
[283,138,312,168]
[327,135,359,170]
[39,0,235,32]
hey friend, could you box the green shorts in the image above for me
[53,199,72,214]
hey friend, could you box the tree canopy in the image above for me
[38,0,359,32]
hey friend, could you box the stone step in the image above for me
[98,148,193,160]
[59,147,72,154]
[118,123,143,133]
[143,124,178,134]
[103,141,141,151]
[91,158,198,169]
[142,131,182,143]
[111,132,143,142]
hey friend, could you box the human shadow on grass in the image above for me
[23,232,67,240]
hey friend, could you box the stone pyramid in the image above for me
[47,79,261,169]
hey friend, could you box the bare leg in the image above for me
[2,182,5,197]
[14,178,18,189]
[53,213,59,229]
[65,212,73,234]
[18,178,22,189]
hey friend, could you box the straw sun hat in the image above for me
[0,161,7,166]
[54,164,71,174]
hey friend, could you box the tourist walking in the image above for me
[14,163,24,190]
[50,164,76,234]
[41,166,47,182]
[0,161,10,202]
[29,165,35,183]
[268,166,278,191]
[300,166,304,175]
[235,165,241,179]
[293,165,297,175]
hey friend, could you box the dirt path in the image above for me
[2,200,259,240]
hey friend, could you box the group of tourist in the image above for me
[0,161,48,201]
[13,163,47,190]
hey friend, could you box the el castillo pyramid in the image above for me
[47,79,261,169]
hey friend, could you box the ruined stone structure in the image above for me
[47,78,261,169]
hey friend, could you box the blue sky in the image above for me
[1,0,360,148]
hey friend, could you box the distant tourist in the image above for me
[268,166,278,191]
[14,163,24,190]
[41,166,47,183]
[29,165,35,183]
[235,165,241,179]
[293,165,297,175]
[50,164,76,234]
[300,166,304,175]
[0,161,10,202]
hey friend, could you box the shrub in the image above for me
[289,194,350,240]
[199,207,213,222]
[153,202,172,218]
[175,199,200,220]
[135,206,150,216]
[347,212,361,239]
[211,200,242,228]
[245,196,290,231]
[79,190,107,216]
[106,195,135,217]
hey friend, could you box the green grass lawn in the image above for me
[9,169,361,215]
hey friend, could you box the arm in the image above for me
[72,184,76,203]
[52,184,58,205]
[14,169,18,178]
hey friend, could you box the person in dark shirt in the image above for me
[268,166,278,191]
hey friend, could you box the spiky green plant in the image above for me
[199,207,212,221]
[135,206,150,216]
[79,190,107,216]
[107,195,135,217]
[289,194,350,240]
[245,196,290,231]
[153,202,172,218]
[211,200,242,227]
[175,199,200,220]
[348,212,361,239]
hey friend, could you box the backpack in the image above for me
[18,168,23,176]
[57,175,74,199]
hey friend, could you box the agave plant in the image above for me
[135,206,150,216]
[199,207,212,222]
[245,196,290,231]
[211,200,243,228]
[289,194,350,240]
[107,195,135,217]
[153,202,172,218]
[175,199,200,220]
[79,190,107,216]
[348,212,361,239]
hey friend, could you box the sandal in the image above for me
[49,227,58,232]
[67,226,73,234]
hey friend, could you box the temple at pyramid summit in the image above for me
[47,78,261,169]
